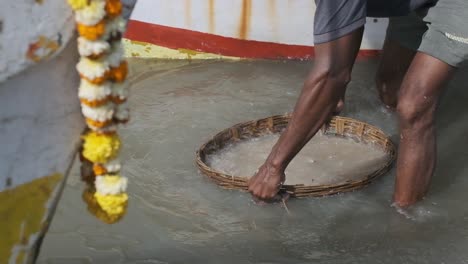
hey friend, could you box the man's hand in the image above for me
[248,162,285,200]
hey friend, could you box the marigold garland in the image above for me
[68,0,130,222]
[111,60,128,82]
[94,192,128,215]
[67,0,90,11]
[82,187,127,224]
[93,163,108,175]
[82,131,121,163]
[77,20,106,41]
[105,0,123,18]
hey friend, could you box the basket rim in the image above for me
[195,114,396,197]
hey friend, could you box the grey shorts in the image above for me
[386,0,468,67]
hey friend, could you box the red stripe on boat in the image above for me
[125,20,380,59]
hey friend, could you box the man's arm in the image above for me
[248,28,364,200]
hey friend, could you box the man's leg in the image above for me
[375,12,429,109]
[394,52,456,207]
[376,39,416,109]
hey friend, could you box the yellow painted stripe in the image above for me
[122,39,241,60]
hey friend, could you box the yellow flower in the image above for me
[67,0,89,10]
[83,187,127,224]
[82,131,121,163]
[94,192,128,215]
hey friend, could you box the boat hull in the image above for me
[124,0,388,59]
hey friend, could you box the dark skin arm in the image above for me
[248,28,364,200]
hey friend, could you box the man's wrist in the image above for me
[267,156,287,172]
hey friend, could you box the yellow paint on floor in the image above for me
[0,173,63,264]
[123,39,241,60]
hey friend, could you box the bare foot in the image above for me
[378,88,398,110]
[393,193,426,208]
[333,99,345,115]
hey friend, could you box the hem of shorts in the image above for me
[313,17,366,44]
[417,48,460,68]
[386,35,421,52]
[418,30,464,68]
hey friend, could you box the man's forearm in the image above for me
[265,29,364,171]
[267,70,347,170]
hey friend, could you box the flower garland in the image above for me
[79,158,128,224]
[68,0,129,218]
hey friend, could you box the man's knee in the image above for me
[397,86,437,130]
[304,66,351,90]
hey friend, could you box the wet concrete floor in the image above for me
[37,59,468,264]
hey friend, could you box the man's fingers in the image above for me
[248,176,259,192]
[249,168,264,190]
[247,172,258,192]
[260,185,277,200]
[248,165,285,202]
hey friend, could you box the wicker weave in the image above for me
[196,114,396,197]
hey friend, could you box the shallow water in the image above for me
[38,59,468,264]
[207,133,389,185]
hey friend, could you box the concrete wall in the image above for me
[0,0,75,82]
[0,2,81,263]
[0,2,137,263]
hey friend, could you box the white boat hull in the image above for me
[124,0,388,59]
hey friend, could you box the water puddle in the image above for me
[37,59,468,264]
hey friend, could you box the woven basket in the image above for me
[196,114,396,198]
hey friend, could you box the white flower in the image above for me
[78,37,110,57]
[109,16,127,34]
[88,123,118,133]
[107,42,125,67]
[95,175,128,195]
[104,159,121,173]
[76,57,110,80]
[75,0,106,26]
[115,102,130,121]
[81,102,114,121]
[78,79,112,101]
[111,81,129,99]
[104,16,127,39]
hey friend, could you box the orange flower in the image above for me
[95,128,118,136]
[86,118,113,128]
[79,72,110,85]
[111,96,127,104]
[105,0,122,18]
[93,164,108,175]
[87,53,107,60]
[77,20,106,41]
[80,97,110,107]
[111,61,128,83]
